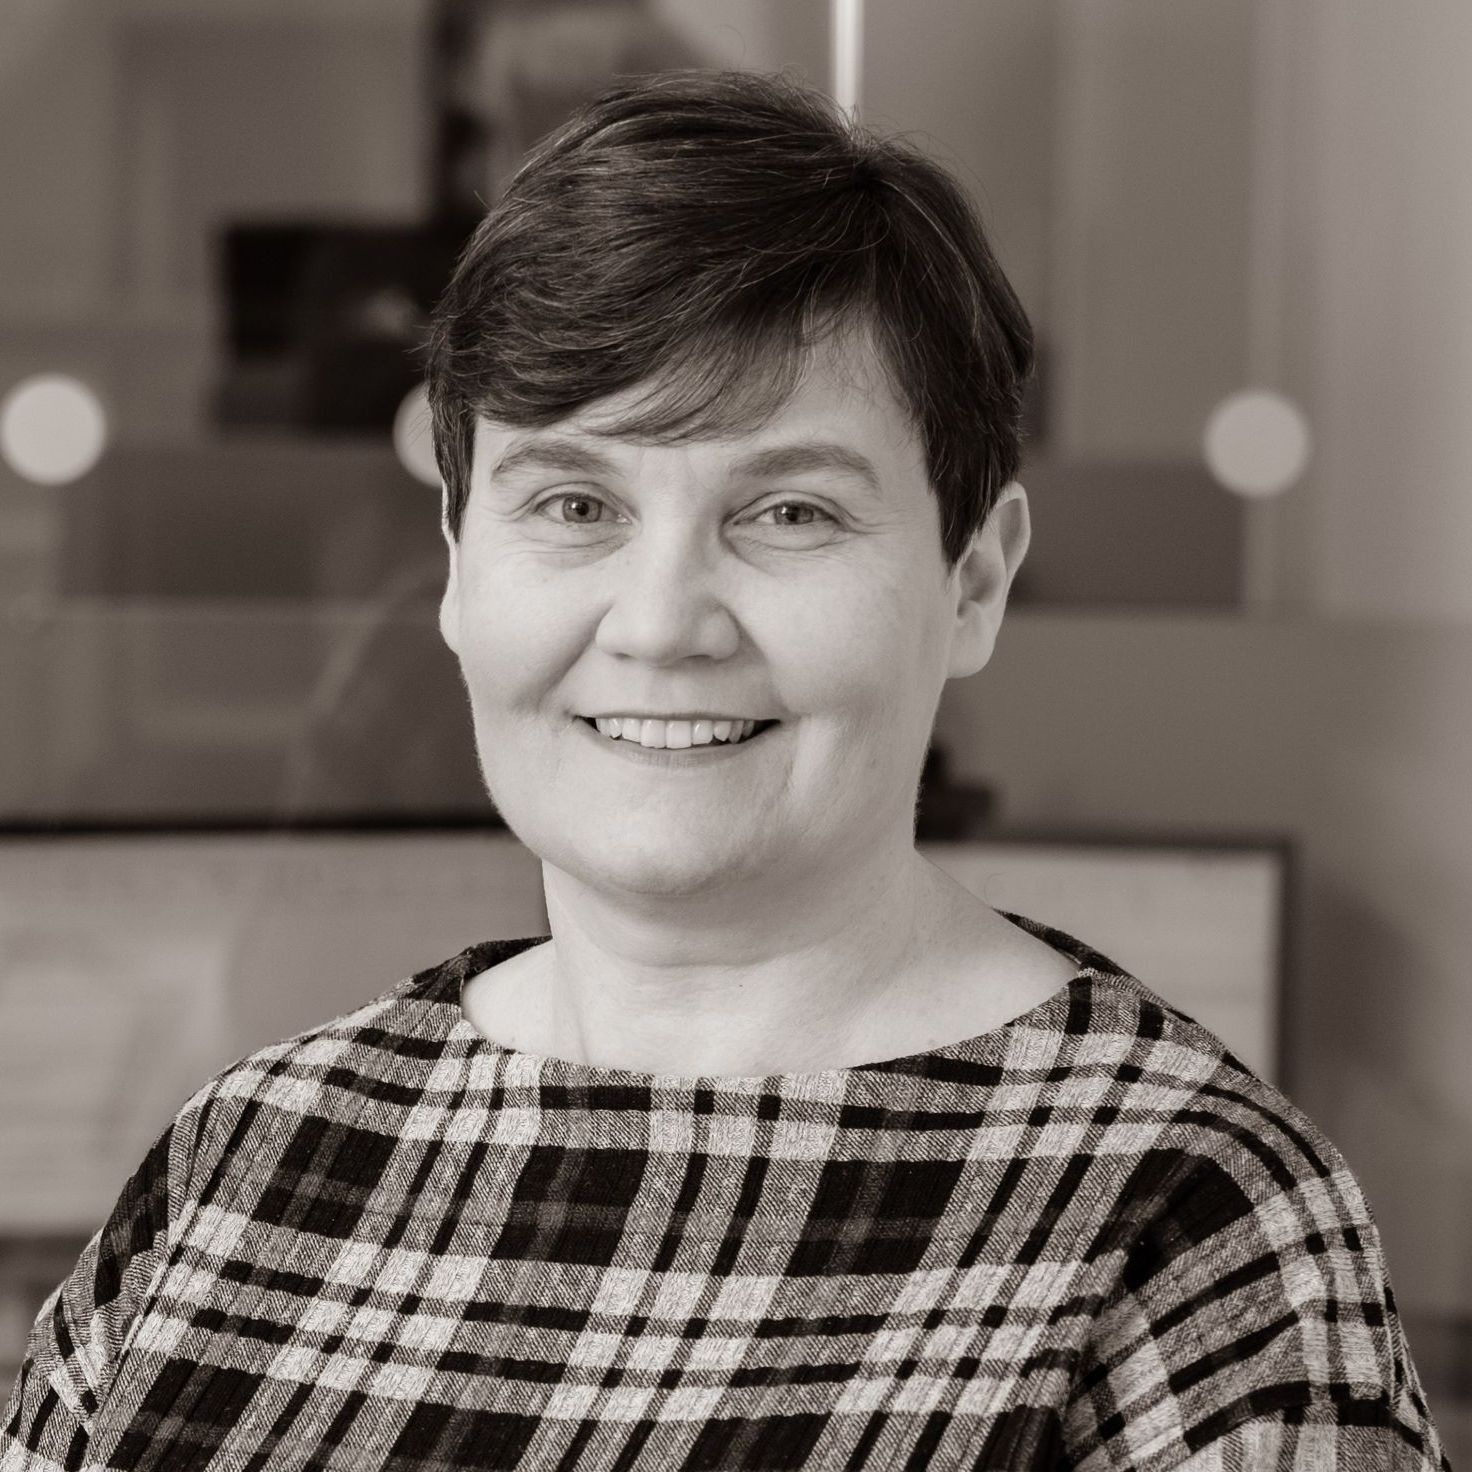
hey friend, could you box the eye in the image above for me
[531,491,611,525]
[749,500,837,528]
[526,493,838,530]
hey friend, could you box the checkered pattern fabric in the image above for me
[2,912,1450,1470]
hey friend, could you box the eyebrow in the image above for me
[488,435,883,496]
[731,441,882,495]
[489,437,617,483]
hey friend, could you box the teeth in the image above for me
[593,717,760,748]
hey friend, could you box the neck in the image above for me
[527,845,985,1075]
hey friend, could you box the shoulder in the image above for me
[1002,914,1399,1344]
[981,915,1381,1298]
[172,938,504,1199]
[999,912,1331,1182]
[1040,970,1446,1467]
[1087,969,1357,1212]
[1046,958,1372,1253]
[1068,1034,1446,1467]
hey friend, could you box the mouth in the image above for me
[579,716,780,748]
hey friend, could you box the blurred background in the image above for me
[0,0,1468,1452]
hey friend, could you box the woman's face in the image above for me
[439,329,1012,905]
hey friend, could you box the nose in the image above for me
[592,520,742,664]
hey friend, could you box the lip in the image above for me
[580,712,775,723]
[575,715,780,766]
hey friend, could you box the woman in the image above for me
[3,70,1449,1470]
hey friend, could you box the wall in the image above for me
[0,0,432,615]
[862,0,1254,462]
[937,610,1472,1434]
[911,15,1472,1414]
[1279,0,1472,622]
[860,0,1058,336]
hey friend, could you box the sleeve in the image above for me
[1,1086,213,1471]
[1062,1142,1452,1471]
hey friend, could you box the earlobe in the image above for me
[438,501,462,657]
[438,567,460,658]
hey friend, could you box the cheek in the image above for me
[829,582,931,699]
[844,597,949,752]
[453,576,570,697]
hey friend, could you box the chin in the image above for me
[552,829,775,897]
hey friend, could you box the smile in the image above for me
[584,716,777,748]
[576,716,781,765]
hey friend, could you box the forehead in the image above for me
[473,328,925,484]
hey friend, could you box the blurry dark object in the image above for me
[433,0,699,218]
[1009,456,1243,608]
[215,222,470,433]
[915,742,997,840]
[432,0,491,218]
[1,1234,92,1408]
[214,0,699,436]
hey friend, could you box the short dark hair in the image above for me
[426,68,1033,572]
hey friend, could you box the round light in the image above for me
[392,383,440,488]
[0,373,109,486]
[1203,389,1312,498]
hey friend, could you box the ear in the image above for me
[944,480,1032,681]
[437,484,463,659]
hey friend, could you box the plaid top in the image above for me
[2,912,1449,1471]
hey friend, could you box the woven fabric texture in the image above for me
[1,912,1450,1470]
